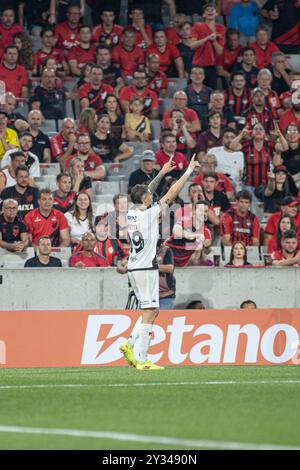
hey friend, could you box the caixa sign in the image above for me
[81,314,300,366]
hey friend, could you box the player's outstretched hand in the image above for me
[188,154,200,172]
[161,155,176,175]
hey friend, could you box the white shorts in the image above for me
[128,270,159,309]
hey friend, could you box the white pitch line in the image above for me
[0,424,299,450]
[0,380,300,390]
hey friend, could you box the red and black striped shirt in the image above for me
[242,139,275,187]
[243,105,275,133]
[225,87,252,117]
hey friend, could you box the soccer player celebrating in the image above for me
[120,154,200,370]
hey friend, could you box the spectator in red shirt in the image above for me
[191,3,225,89]
[217,28,243,86]
[192,153,235,200]
[242,87,275,133]
[271,230,300,266]
[250,25,280,69]
[65,132,106,180]
[111,27,145,77]
[220,189,261,246]
[68,25,96,77]
[0,45,28,99]
[257,68,281,118]
[50,117,77,167]
[94,213,128,266]
[162,91,201,134]
[119,69,159,119]
[146,53,168,98]
[55,4,81,51]
[24,188,71,247]
[224,71,252,120]
[163,108,197,158]
[267,214,297,254]
[69,231,109,267]
[78,64,114,115]
[147,29,184,78]
[155,132,189,179]
[166,200,212,267]
[53,173,77,214]
[0,8,23,59]
[279,90,300,132]
[33,26,68,77]
[92,9,123,47]
[230,121,288,191]
[197,111,224,162]
[165,13,187,45]
[264,196,300,248]
[129,6,153,49]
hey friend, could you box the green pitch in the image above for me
[0,365,300,450]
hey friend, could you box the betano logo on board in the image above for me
[0,310,299,368]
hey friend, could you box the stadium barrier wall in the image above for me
[0,267,300,310]
[0,309,300,368]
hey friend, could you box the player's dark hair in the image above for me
[223,127,238,136]
[242,47,256,55]
[240,300,257,309]
[4,44,18,53]
[281,230,298,241]
[96,44,110,53]
[113,193,128,205]
[226,28,240,39]
[37,235,52,245]
[38,188,53,199]
[10,150,25,160]
[130,184,149,204]
[231,71,246,81]
[161,132,176,143]
[188,182,201,192]
[186,300,205,309]
[203,172,218,181]
[79,24,92,33]
[40,26,55,37]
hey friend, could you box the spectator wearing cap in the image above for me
[155,132,189,180]
[256,165,298,216]
[94,213,128,266]
[229,1,260,45]
[69,232,109,268]
[271,230,300,266]
[250,26,280,69]
[264,196,300,249]
[1,132,40,178]
[268,52,291,96]
[191,3,226,90]
[0,109,19,161]
[162,91,201,134]
[128,150,167,198]
[241,87,275,133]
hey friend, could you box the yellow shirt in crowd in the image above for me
[0,128,20,160]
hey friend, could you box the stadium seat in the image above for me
[0,247,35,268]
[151,120,161,141]
[93,202,115,216]
[35,175,57,191]
[15,99,29,116]
[64,77,78,91]
[167,78,188,97]
[41,120,57,133]
[93,194,115,204]
[93,180,120,195]
[159,98,174,116]
[50,247,71,267]
[287,55,300,71]
[179,184,191,203]
[40,163,60,176]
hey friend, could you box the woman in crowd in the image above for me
[77,62,94,89]
[78,108,97,135]
[13,32,34,73]
[267,214,297,253]
[225,240,252,267]
[69,157,92,198]
[90,113,132,163]
[104,94,125,139]
[65,191,94,250]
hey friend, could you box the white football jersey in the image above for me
[127,203,161,271]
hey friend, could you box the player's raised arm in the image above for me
[160,154,200,206]
[148,156,175,195]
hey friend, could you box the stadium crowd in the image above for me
[0,0,300,306]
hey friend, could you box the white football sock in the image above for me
[137,323,153,363]
[128,317,142,347]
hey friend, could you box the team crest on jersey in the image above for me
[89,162,95,169]
[12,227,20,237]
[112,34,119,45]
[144,97,152,108]
[27,195,33,202]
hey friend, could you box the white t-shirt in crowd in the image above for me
[209,146,244,183]
[65,212,92,241]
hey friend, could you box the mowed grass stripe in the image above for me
[0,425,300,450]
[0,379,300,390]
